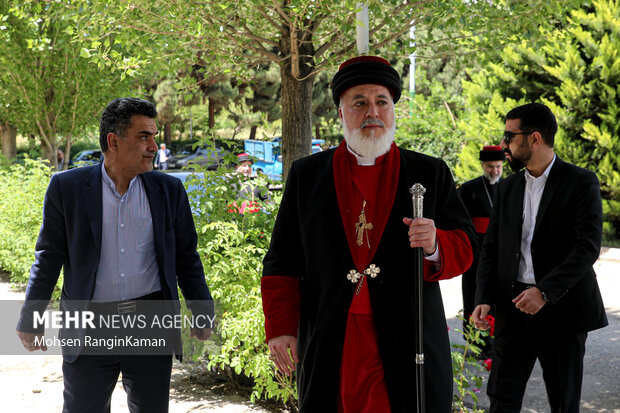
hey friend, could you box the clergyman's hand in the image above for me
[16,330,47,352]
[268,335,298,376]
[402,217,437,255]
[472,304,492,331]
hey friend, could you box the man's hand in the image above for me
[472,304,492,331]
[403,217,437,255]
[268,335,298,376]
[190,327,212,341]
[512,287,546,315]
[16,331,47,352]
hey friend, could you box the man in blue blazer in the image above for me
[16,97,213,412]
[473,103,608,412]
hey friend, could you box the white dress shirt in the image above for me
[517,155,556,284]
[93,164,162,301]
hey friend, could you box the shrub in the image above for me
[0,157,52,286]
[451,311,492,412]
[185,168,297,410]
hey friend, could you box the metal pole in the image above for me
[189,106,193,141]
[356,3,369,54]
[409,24,416,113]
[410,183,426,413]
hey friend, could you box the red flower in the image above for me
[483,358,492,371]
[484,314,495,338]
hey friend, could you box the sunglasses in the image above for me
[502,131,535,145]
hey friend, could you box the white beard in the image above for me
[484,172,501,185]
[342,116,395,159]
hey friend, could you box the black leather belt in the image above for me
[90,290,164,314]
[513,281,536,291]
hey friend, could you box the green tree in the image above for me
[244,63,281,140]
[396,66,465,172]
[456,0,620,238]
[0,1,133,169]
[312,70,338,142]
[153,78,181,146]
[65,0,569,180]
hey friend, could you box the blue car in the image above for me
[244,140,282,180]
[244,138,325,180]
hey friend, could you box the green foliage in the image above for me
[61,0,569,180]
[0,158,51,285]
[451,312,489,413]
[154,78,180,126]
[395,67,466,173]
[0,0,134,167]
[180,168,297,408]
[312,70,339,140]
[454,95,521,183]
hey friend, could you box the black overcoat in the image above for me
[263,147,476,412]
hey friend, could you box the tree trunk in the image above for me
[63,138,72,171]
[0,122,17,160]
[208,97,215,129]
[278,12,317,182]
[249,125,258,141]
[164,123,172,146]
[280,66,315,182]
[40,138,57,170]
[315,124,321,140]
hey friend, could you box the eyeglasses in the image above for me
[502,131,535,145]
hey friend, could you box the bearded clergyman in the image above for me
[261,55,476,413]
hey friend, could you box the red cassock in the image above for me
[262,142,475,413]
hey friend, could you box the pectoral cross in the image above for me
[355,200,373,248]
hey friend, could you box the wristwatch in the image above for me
[540,290,550,303]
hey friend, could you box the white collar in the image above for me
[346,144,376,166]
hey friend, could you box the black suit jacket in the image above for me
[475,156,608,336]
[17,163,212,360]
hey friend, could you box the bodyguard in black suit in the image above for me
[16,98,212,412]
[473,103,608,413]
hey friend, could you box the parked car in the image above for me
[270,136,325,153]
[69,149,103,168]
[244,139,282,180]
[244,137,325,180]
[167,145,229,170]
[311,139,325,154]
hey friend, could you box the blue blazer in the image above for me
[18,163,212,358]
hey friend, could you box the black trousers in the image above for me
[62,354,173,413]
[488,298,587,413]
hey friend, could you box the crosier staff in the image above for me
[410,183,426,413]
